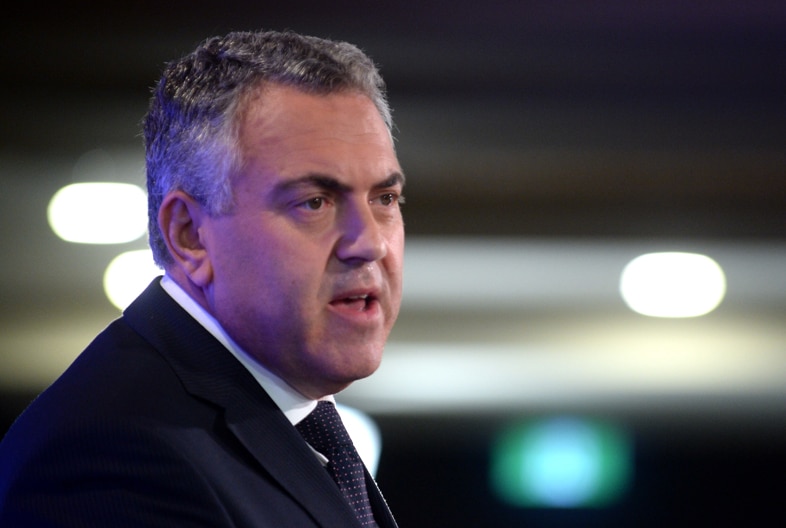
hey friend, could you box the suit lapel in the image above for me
[123,279,364,527]
[365,468,399,528]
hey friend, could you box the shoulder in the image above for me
[0,414,235,526]
[0,281,311,526]
[0,318,237,526]
[0,378,310,527]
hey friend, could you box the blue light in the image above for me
[491,417,632,508]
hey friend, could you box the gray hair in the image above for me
[143,30,392,267]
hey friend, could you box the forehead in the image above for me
[241,85,391,146]
[234,84,400,187]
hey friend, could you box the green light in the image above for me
[490,417,632,508]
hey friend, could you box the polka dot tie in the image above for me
[296,401,379,527]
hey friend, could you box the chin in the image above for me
[336,349,384,383]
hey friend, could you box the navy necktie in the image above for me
[296,401,379,527]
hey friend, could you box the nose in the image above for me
[335,200,387,264]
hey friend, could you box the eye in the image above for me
[300,197,326,210]
[378,193,405,207]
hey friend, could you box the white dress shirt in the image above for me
[158,275,333,423]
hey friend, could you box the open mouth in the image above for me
[332,294,375,312]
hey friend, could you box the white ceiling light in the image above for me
[103,249,161,310]
[47,182,147,244]
[619,252,726,318]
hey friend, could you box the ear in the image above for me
[158,191,213,288]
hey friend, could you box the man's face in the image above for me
[200,85,404,399]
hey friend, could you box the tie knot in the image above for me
[296,401,353,456]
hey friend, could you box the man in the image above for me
[0,30,404,527]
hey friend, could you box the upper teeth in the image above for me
[347,295,368,300]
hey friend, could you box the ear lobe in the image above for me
[158,191,213,287]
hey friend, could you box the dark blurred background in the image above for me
[1,1,785,525]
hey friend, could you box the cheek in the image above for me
[235,233,324,305]
[387,231,406,280]
[210,215,290,270]
[205,224,281,300]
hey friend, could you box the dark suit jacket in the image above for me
[0,278,398,527]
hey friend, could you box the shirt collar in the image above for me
[158,274,332,425]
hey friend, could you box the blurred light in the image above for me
[491,417,632,508]
[103,250,161,310]
[620,252,726,318]
[47,182,147,244]
[337,404,382,477]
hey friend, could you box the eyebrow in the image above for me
[375,171,406,189]
[272,171,406,197]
